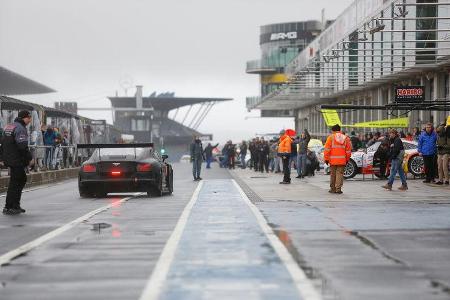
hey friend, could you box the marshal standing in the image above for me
[1,110,33,215]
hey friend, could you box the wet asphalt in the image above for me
[0,162,449,300]
[231,167,450,300]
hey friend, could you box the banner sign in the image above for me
[395,86,424,103]
[352,117,409,128]
[321,109,342,126]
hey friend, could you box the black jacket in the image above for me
[388,136,404,160]
[203,143,219,158]
[0,118,32,167]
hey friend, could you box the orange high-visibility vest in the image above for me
[324,132,352,166]
[278,134,292,155]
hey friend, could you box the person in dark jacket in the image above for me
[258,140,270,173]
[190,136,204,181]
[1,111,33,215]
[418,123,438,183]
[350,131,361,151]
[249,140,256,170]
[382,129,407,191]
[203,142,219,169]
[43,125,57,169]
[435,124,450,185]
[239,141,248,169]
[227,141,236,169]
[296,129,311,178]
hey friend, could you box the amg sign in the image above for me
[395,86,425,103]
[270,32,298,41]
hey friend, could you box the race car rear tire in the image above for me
[167,168,174,195]
[79,186,94,198]
[343,159,358,179]
[148,173,163,197]
[408,155,424,177]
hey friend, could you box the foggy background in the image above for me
[0,0,353,143]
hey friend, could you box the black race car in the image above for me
[77,143,173,198]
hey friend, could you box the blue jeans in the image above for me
[297,154,307,176]
[240,153,246,169]
[206,156,212,169]
[44,147,54,169]
[388,158,407,186]
[193,158,202,179]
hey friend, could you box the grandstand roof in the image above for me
[108,96,232,111]
[0,66,55,95]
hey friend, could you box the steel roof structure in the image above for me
[0,66,55,95]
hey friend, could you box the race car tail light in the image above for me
[82,164,96,173]
[137,163,152,172]
[111,171,122,176]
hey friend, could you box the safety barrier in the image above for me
[0,167,80,193]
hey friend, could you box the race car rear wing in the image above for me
[75,143,155,162]
[76,143,154,149]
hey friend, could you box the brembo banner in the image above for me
[395,86,425,103]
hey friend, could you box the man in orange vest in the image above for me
[278,129,293,184]
[324,124,352,194]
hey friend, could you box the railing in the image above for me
[28,144,79,172]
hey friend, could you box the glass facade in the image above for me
[249,0,450,136]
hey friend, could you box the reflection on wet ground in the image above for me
[158,180,302,300]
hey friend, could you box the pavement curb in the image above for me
[0,168,79,193]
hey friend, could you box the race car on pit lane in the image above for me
[77,143,173,198]
[343,139,424,179]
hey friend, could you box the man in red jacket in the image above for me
[324,124,352,194]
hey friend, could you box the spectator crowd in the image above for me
[191,120,450,193]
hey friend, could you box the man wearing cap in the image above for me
[1,110,33,215]
[277,129,293,184]
[324,124,352,194]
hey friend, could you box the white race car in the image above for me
[344,139,424,179]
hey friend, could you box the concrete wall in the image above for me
[0,168,79,193]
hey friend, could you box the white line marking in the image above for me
[232,179,322,300]
[0,193,141,267]
[138,181,203,300]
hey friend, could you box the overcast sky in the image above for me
[0,0,353,143]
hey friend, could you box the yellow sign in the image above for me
[261,74,287,84]
[321,109,342,126]
[351,117,409,128]
[447,116,450,126]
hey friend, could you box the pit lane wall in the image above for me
[0,168,79,193]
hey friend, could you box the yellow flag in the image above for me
[447,116,450,126]
[321,109,342,126]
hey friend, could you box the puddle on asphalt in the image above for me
[91,222,112,233]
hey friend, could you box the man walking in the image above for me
[418,123,438,183]
[324,124,352,194]
[296,129,311,178]
[278,130,293,184]
[1,110,33,215]
[203,142,219,169]
[239,141,248,169]
[382,129,408,191]
[190,136,204,181]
